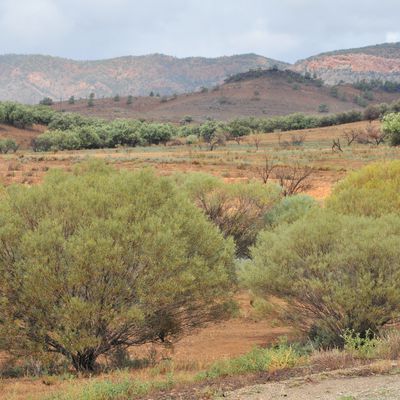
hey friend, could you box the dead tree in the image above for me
[274,163,313,197]
[332,138,343,153]
[252,134,262,150]
[365,124,386,146]
[256,155,276,184]
[343,129,361,146]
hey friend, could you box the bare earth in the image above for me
[224,372,400,400]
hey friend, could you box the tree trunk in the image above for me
[71,349,97,372]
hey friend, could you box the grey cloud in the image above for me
[0,0,399,62]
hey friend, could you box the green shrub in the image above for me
[196,344,302,380]
[0,138,18,154]
[327,161,400,217]
[383,112,400,146]
[39,97,54,106]
[174,173,281,258]
[265,194,318,227]
[243,210,400,347]
[0,162,235,372]
[46,375,175,400]
[318,104,329,113]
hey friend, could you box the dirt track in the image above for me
[223,372,400,400]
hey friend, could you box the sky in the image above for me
[0,0,400,63]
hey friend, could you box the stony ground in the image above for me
[222,372,400,400]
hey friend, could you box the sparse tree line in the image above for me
[0,160,400,374]
[2,99,400,152]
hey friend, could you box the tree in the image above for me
[68,96,75,105]
[126,95,133,105]
[274,163,313,197]
[113,94,120,102]
[227,120,251,144]
[329,86,339,98]
[39,97,54,106]
[318,104,329,113]
[343,128,361,146]
[0,163,235,372]
[363,104,381,121]
[88,93,95,107]
[0,138,18,153]
[327,161,400,217]
[243,210,400,347]
[199,122,226,151]
[383,113,400,146]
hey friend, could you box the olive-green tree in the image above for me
[383,113,400,146]
[243,210,400,347]
[0,162,235,372]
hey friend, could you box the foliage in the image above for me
[199,121,226,150]
[39,97,54,106]
[318,103,329,113]
[196,344,302,380]
[265,194,318,227]
[0,162,235,372]
[173,173,281,258]
[341,329,378,359]
[46,375,175,400]
[382,112,400,146]
[0,138,18,154]
[138,123,174,145]
[0,102,35,128]
[327,161,400,217]
[243,210,400,347]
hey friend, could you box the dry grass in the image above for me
[310,349,358,371]
[1,120,399,201]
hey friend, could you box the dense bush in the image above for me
[327,161,400,217]
[243,210,400,347]
[382,112,400,146]
[265,194,318,227]
[0,102,35,128]
[1,98,398,152]
[174,173,281,257]
[0,138,18,154]
[0,162,235,372]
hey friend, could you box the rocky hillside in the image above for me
[293,42,400,84]
[0,54,288,104]
[54,69,400,123]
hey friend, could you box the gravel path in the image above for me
[222,373,400,400]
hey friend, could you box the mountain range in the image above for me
[1,42,400,104]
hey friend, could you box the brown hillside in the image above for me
[0,124,45,149]
[0,54,287,104]
[53,70,400,123]
[293,42,400,84]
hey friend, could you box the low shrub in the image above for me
[196,344,302,380]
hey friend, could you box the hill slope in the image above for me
[0,54,288,104]
[53,69,400,123]
[293,42,400,84]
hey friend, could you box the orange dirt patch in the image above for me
[0,124,45,149]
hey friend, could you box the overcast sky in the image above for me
[1,0,400,63]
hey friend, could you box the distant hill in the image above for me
[0,54,288,104]
[53,69,400,123]
[293,42,400,84]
